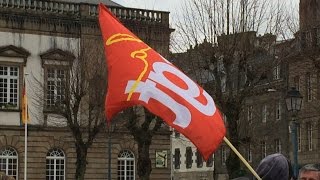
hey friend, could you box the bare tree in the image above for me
[171,0,293,178]
[30,38,106,180]
[108,106,162,180]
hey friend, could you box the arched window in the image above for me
[0,147,18,179]
[118,150,135,180]
[46,148,65,180]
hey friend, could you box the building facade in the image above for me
[171,131,214,180]
[213,0,320,179]
[287,0,320,167]
[0,0,172,179]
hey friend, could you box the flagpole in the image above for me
[24,73,29,180]
[24,117,27,180]
[223,137,261,180]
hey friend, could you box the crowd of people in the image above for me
[232,153,320,180]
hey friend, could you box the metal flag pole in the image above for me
[24,74,29,180]
[24,114,27,180]
[223,137,261,180]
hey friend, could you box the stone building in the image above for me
[172,0,320,179]
[171,32,289,180]
[287,0,320,167]
[170,131,214,180]
[0,0,172,179]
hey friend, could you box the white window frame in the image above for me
[46,68,66,108]
[221,146,227,165]
[46,148,65,180]
[118,150,135,180]
[275,139,281,153]
[306,31,312,47]
[297,124,301,152]
[247,144,252,162]
[307,122,313,151]
[262,104,267,123]
[0,65,19,109]
[306,73,312,101]
[223,113,227,126]
[247,105,253,123]
[261,141,267,158]
[294,76,300,90]
[317,28,320,47]
[276,101,281,121]
[221,76,226,93]
[273,65,280,80]
[0,147,18,179]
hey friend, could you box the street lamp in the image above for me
[107,121,116,180]
[285,87,302,179]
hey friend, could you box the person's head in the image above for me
[255,153,293,180]
[299,164,320,180]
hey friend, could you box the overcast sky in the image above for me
[113,0,299,25]
[112,0,179,12]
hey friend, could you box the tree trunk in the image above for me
[137,140,152,180]
[75,143,88,180]
[226,111,241,179]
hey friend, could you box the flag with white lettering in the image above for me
[98,4,226,160]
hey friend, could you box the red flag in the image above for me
[98,4,226,160]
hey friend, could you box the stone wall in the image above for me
[0,126,171,180]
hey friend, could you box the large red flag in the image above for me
[98,4,226,160]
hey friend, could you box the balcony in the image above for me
[0,0,169,25]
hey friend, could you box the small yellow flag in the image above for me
[21,81,29,124]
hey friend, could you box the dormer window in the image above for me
[0,66,19,109]
[0,45,30,111]
[40,49,75,111]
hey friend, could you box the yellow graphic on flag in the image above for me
[106,33,142,46]
[105,33,151,101]
[126,47,151,101]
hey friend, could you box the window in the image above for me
[174,130,180,138]
[0,147,18,179]
[273,65,280,80]
[306,31,313,47]
[301,32,306,48]
[276,101,281,120]
[196,150,203,168]
[118,150,135,180]
[221,77,226,92]
[247,144,252,162]
[185,147,192,169]
[223,113,228,126]
[261,141,267,158]
[306,73,312,101]
[174,148,180,169]
[41,49,74,110]
[275,139,281,153]
[0,66,19,109]
[262,104,267,123]
[317,28,320,47]
[206,154,213,167]
[221,146,227,165]
[247,105,253,123]
[307,122,313,151]
[297,124,301,152]
[46,148,65,180]
[46,68,67,108]
[294,76,300,90]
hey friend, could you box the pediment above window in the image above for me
[40,49,75,67]
[0,45,30,65]
[0,45,30,58]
